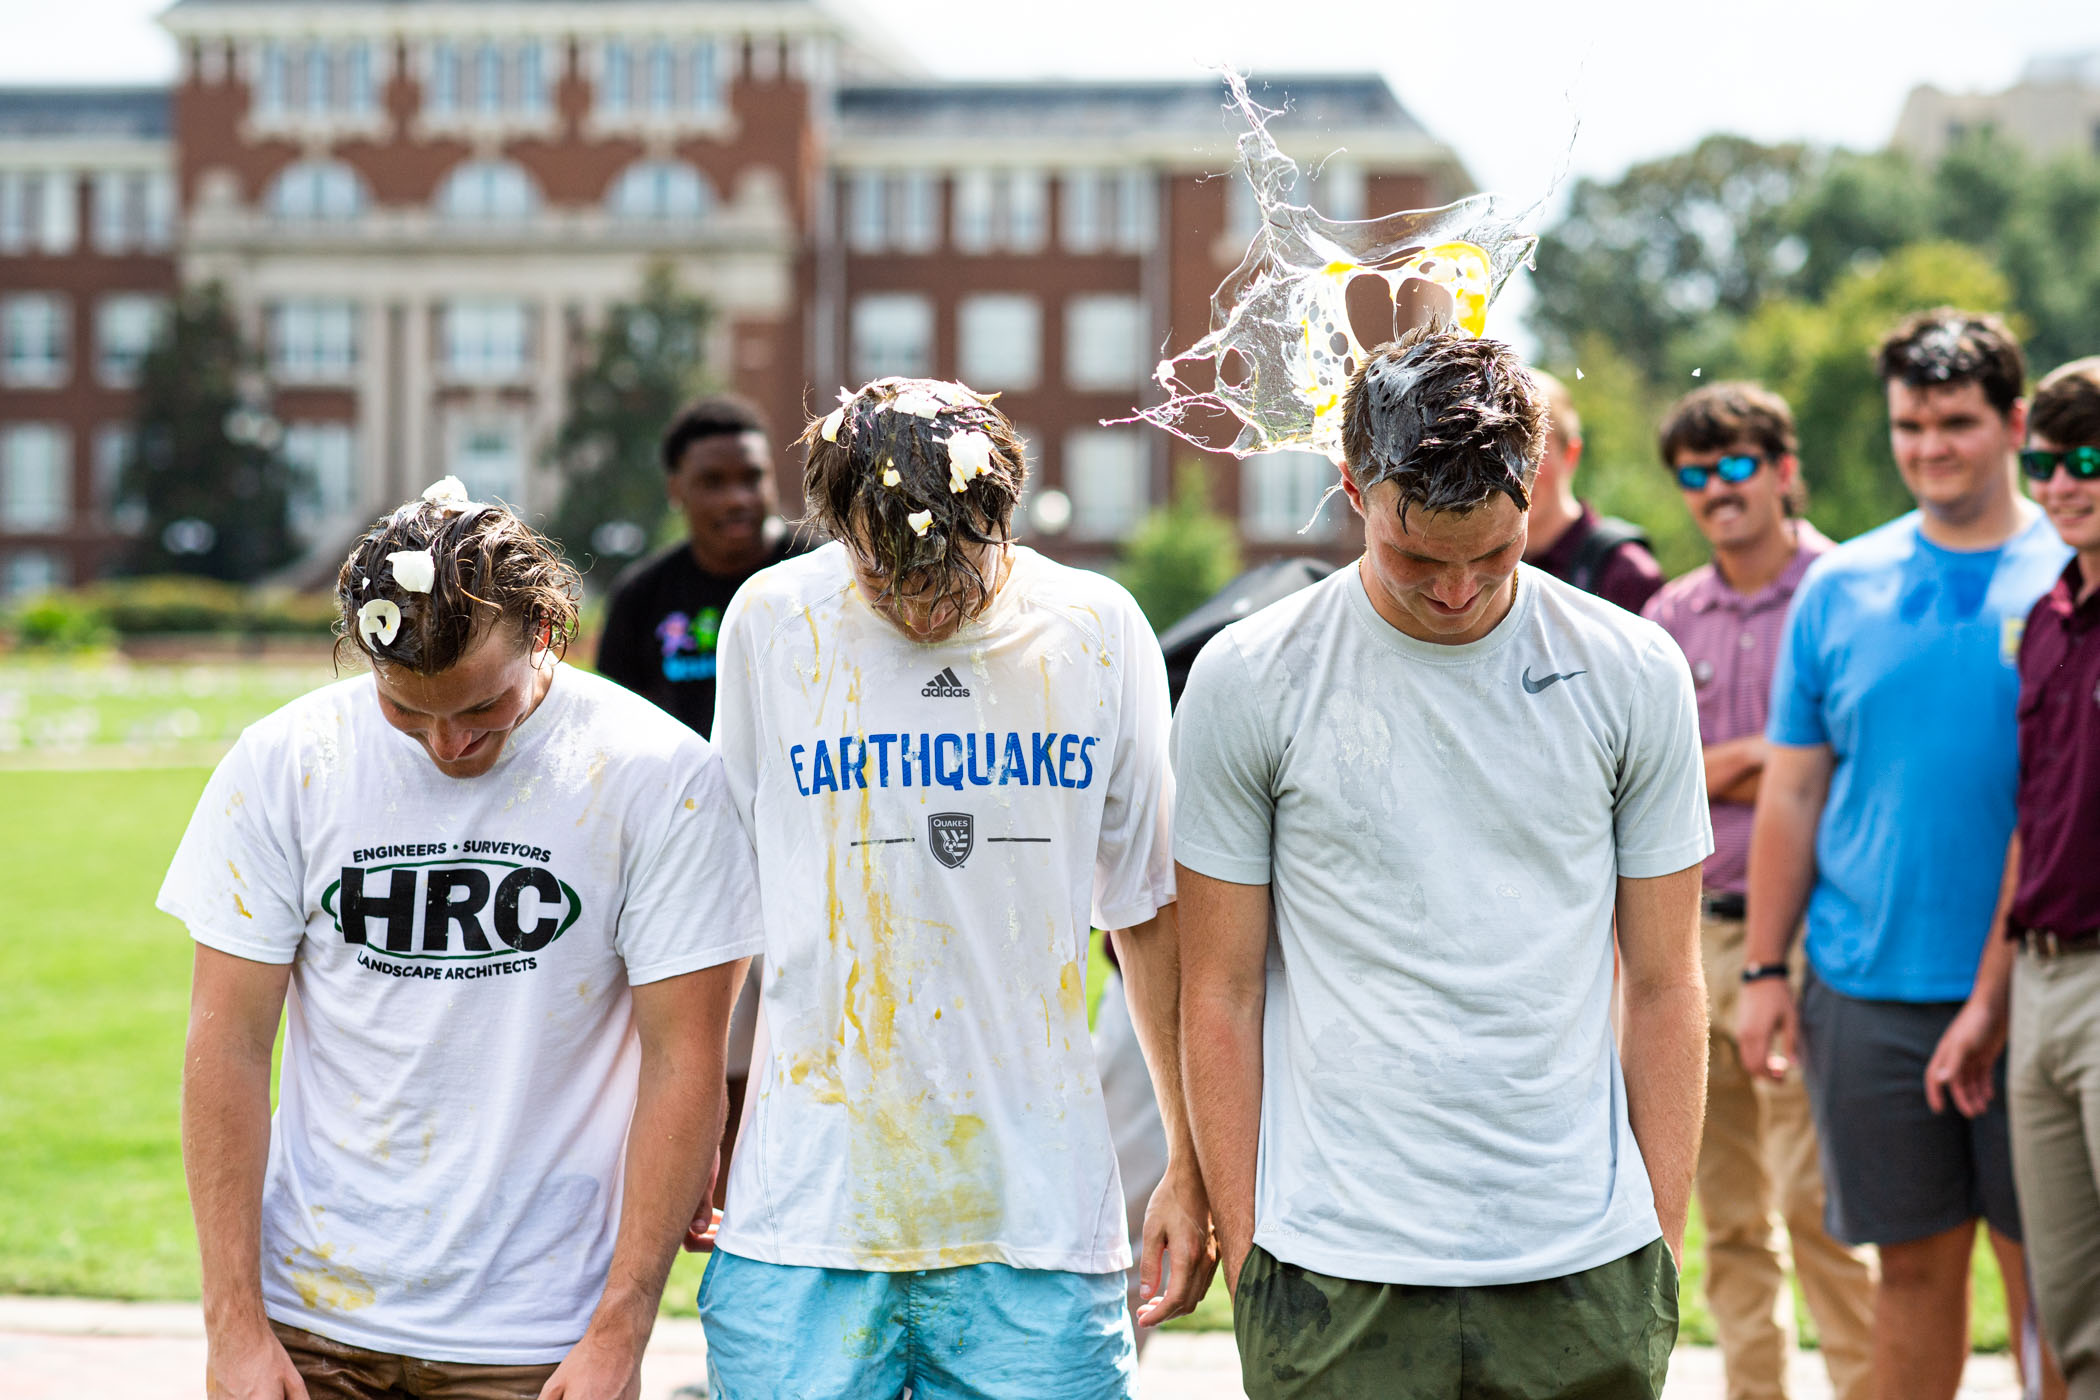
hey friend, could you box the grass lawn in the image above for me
[0,707,2013,1347]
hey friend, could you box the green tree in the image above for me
[1117,462,1243,631]
[1531,135,1814,381]
[1547,337,1707,578]
[1734,242,2016,542]
[547,263,714,571]
[119,283,301,582]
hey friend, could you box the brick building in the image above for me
[0,0,1470,595]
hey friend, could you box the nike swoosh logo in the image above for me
[1522,667,1586,694]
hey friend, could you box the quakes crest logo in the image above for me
[928,812,974,868]
[324,857,582,960]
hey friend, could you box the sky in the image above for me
[4,0,2098,341]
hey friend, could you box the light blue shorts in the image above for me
[696,1247,1137,1400]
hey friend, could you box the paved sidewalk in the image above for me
[0,1296,2024,1399]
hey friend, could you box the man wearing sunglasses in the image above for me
[1642,383,1875,1400]
[1739,310,2071,1400]
[1925,357,2100,1397]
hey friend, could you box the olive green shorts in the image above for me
[1233,1237,1679,1399]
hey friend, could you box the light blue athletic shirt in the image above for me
[1766,510,2069,1003]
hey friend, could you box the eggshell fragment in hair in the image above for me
[946,430,994,493]
[357,598,402,648]
[386,549,436,594]
[907,510,934,536]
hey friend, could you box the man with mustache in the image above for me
[1643,382,1876,1400]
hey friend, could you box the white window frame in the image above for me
[845,170,886,252]
[0,172,78,255]
[445,415,527,506]
[436,160,538,222]
[284,420,359,528]
[4,549,62,598]
[1064,294,1146,392]
[93,423,134,512]
[1,424,71,530]
[1063,428,1148,541]
[267,160,367,222]
[2,294,69,388]
[1242,451,1342,541]
[953,169,995,253]
[606,160,711,223]
[849,293,933,382]
[96,294,167,388]
[893,170,938,253]
[599,40,632,115]
[957,293,1041,391]
[443,299,530,383]
[269,299,358,384]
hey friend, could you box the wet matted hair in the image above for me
[334,488,581,675]
[1339,321,1548,525]
[798,377,1027,617]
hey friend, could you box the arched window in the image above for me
[605,160,712,222]
[435,159,539,222]
[266,159,368,221]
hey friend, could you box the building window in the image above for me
[646,41,675,112]
[94,424,135,513]
[3,550,62,598]
[1007,170,1048,251]
[0,172,78,255]
[518,43,546,115]
[473,42,503,114]
[2,295,69,388]
[1242,451,1341,540]
[953,170,996,253]
[600,41,632,114]
[447,419,525,505]
[845,170,886,252]
[690,41,720,113]
[269,299,358,383]
[443,299,530,382]
[258,41,288,115]
[1064,294,1146,391]
[606,160,712,222]
[957,294,1040,391]
[850,294,933,381]
[1226,177,1263,244]
[843,171,939,253]
[1063,428,1147,540]
[346,42,375,114]
[430,40,460,113]
[96,295,168,387]
[894,171,938,253]
[92,171,175,253]
[1061,168,1155,254]
[1,424,71,530]
[436,160,539,222]
[1317,160,1365,222]
[304,44,332,114]
[284,421,358,528]
[267,160,367,222]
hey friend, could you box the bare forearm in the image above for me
[1969,833,2023,1013]
[183,1030,276,1339]
[1619,981,1707,1258]
[1745,794,1818,964]
[1111,911,1196,1162]
[1702,737,1765,798]
[1182,990,1262,1265]
[590,1044,722,1344]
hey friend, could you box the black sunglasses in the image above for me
[2020,446,2100,482]
[1673,454,1763,491]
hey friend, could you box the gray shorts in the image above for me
[1798,968,2021,1247]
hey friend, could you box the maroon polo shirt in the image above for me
[2010,557,2100,935]
[1532,502,1666,615]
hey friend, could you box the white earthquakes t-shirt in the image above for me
[711,543,1174,1274]
[157,664,764,1363]
[1173,563,1712,1287]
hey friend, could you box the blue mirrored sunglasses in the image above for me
[1673,454,1764,491]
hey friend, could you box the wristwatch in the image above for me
[1739,962,1789,984]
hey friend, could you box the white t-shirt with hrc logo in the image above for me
[710,542,1175,1274]
[157,664,764,1364]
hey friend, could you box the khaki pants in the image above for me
[2010,948,2100,1399]
[1698,913,1878,1400]
[271,1322,561,1400]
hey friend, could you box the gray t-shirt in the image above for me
[1173,562,1711,1287]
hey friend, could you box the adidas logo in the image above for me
[921,666,970,698]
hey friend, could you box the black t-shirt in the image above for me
[595,530,810,736]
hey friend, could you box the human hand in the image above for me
[204,1324,310,1400]
[1135,1163,1219,1327]
[537,1322,645,1400]
[1735,978,1799,1081]
[1925,995,2007,1118]
[681,1206,723,1253]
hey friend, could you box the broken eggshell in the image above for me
[357,598,402,648]
[385,548,436,594]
